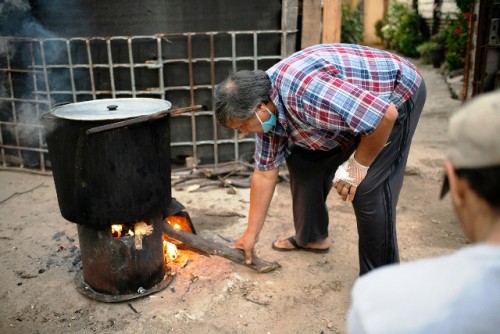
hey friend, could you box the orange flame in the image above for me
[111,224,122,237]
[163,240,178,261]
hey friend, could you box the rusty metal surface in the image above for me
[74,270,174,303]
[77,215,166,295]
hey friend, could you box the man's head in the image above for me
[214,70,272,129]
[441,90,500,241]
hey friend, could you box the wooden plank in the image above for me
[281,0,299,57]
[322,0,342,44]
[301,0,322,48]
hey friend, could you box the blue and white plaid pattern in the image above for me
[255,44,422,170]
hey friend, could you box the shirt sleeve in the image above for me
[300,72,391,135]
[254,133,290,171]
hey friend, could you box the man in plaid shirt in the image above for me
[215,44,426,275]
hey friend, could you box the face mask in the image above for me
[255,107,277,133]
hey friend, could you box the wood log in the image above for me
[162,223,280,273]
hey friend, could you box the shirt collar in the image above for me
[269,88,288,137]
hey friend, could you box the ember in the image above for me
[164,241,178,261]
[165,214,194,233]
[162,214,195,269]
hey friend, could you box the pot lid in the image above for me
[51,98,172,121]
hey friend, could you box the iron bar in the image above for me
[209,33,218,165]
[6,50,23,167]
[39,40,52,108]
[156,36,165,100]
[127,38,137,97]
[30,41,46,172]
[85,39,97,99]
[106,39,116,98]
[187,33,198,162]
[66,39,77,102]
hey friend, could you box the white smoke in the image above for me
[0,0,30,15]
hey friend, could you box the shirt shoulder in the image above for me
[348,244,500,333]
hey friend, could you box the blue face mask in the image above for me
[255,107,277,133]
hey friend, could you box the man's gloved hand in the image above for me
[333,152,370,201]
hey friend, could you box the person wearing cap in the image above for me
[214,43,426,274]
[347,90,500,333]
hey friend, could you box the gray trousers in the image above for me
[285,81,427,275]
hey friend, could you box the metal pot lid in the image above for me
[51,98,172,121]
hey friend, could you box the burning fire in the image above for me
[110,214,193,267]
[111,224,136,238]
[163,214,193,267]
[111,224,122,237]
[164,240,178,261]
[163,217,184,262]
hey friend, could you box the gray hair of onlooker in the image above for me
[214,70,271,127]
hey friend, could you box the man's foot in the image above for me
[271,236,330,254]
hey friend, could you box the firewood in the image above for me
[162,223,280,273]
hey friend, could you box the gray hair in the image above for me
[214,70,271,127]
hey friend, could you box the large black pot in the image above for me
[42,98,173,227]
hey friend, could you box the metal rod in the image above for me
[230,32,240,161]
[209,33,219,165]
[253,32,258,70]
[66,39,77,102]
[6,49,23,167]
[85,39,97,99]
[187,33,197,161]
[106,39,116,98]
[157,36,165,100]
[39,40,52,108]
[29,41,46,172]
[127,38,136,97]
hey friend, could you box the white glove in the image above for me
[333,152,370,188]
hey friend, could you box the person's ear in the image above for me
[444,161,465,207]
[256,103,265,114]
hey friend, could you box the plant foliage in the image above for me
[341,4,364,44]
[379,3,424,57]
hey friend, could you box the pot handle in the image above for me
[86,105,203,135]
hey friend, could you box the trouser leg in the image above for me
[286,145,354,247]
[353,81,427,275]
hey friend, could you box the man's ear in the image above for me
[444,161,465,207]
[256,102,266,113]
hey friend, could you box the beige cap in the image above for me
[448,90,500,169]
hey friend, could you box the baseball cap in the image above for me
[440,90,500,198]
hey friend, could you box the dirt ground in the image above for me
[0,62,465,334]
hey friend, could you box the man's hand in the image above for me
[333,152,369,201]
[333,102,398,201]
[235,231,259,264]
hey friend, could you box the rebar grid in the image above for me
[0,29,296,172]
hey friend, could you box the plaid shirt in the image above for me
[255,43,423,170]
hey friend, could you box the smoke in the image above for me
[0,0,60,167]
[0,0,30,14]
[0,0,57,38]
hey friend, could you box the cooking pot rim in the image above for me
[51,98,172,121]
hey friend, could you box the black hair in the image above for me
[442,166,500,211]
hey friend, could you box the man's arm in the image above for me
[335,102,399,201]
[236,167,279,264]
[355,102,399,165]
